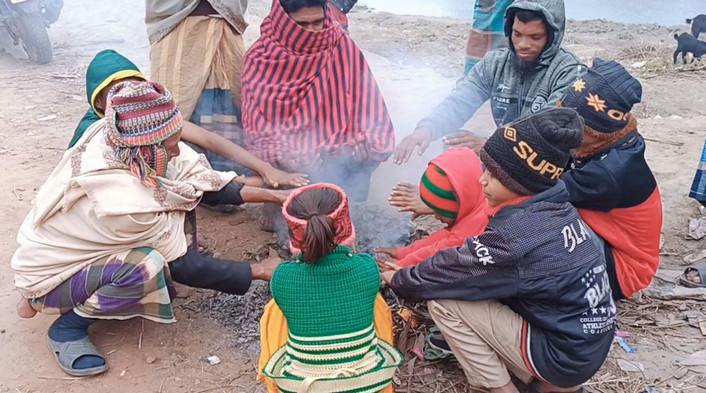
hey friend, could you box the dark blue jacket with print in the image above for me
[391,182,615,387]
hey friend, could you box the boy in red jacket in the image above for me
[560,59,663,299]
[377,148,488,267]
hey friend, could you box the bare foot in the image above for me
[389,182,434,219]
[686,269,702,284]
[16,296,37,319]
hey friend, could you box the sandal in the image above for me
[48,336,108,377]
[679,263,706,288]
[424,326,456,361]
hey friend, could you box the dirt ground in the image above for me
[1,1,706,392]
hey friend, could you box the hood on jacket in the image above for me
[504,0,566,66]
[86,50,145,117]
[429,147,486,225]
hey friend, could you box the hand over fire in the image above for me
[375,254,401,285]
[388,183,434,220]
[443,131,486,153]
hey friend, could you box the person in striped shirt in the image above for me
[242,0,395,203]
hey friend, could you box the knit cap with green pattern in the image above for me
[419,163,459,219]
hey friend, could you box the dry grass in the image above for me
[612,43,706,80]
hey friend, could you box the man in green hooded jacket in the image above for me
[69,50,308,190]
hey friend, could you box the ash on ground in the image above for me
[202,280,272,354]
[199,242,281,354]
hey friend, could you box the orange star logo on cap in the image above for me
[585,93,607,112]
[572,79,587,93]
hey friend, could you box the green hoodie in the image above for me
[68,50,145,148]
[419,0,585,140]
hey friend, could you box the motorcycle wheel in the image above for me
[18,13,52,64]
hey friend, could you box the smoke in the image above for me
[273,201,419,256]
[349,203,414,253]
[271,156,418,256]
[28,0,460,253]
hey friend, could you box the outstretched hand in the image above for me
[376,258,401,285]
[443,131,486,153]
[260,165,309,189]
[393,128,432,165]
[251,253,283,281]
[375,247,398,259]
[389,182,434,220]
[279,152,323,174]
[350,139,371,163]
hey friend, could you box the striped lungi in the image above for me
[28,211,199,323]
[29,247,176,323]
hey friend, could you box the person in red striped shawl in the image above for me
[242,0,395,203]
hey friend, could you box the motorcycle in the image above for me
[0,0,63,64]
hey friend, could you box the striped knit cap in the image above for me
[419,163,459,219]
[104,81,183,188]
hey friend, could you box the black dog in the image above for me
[686,15,706,40]
[673,33,706,64]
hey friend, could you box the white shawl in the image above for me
[11,120,236,298]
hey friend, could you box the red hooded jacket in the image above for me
[395,148,488,267]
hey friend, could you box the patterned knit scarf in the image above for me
[104,81,183,188]
[574,114,637,159]
[282,183,355,257]
[242,1,394,166]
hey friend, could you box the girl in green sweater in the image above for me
[259,183,402,393]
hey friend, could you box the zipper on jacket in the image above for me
[518,70,526,117]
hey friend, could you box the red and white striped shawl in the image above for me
[242,1,395,165]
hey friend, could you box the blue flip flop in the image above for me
[47,336,108,377]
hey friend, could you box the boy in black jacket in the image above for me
[382,108,615,393]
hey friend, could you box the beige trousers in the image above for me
[428,299,534,389]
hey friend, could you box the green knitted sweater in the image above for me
[265,246,403,393]
[271,246,380,337]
